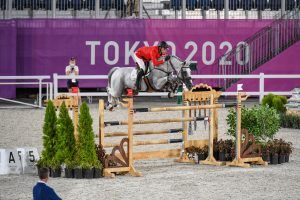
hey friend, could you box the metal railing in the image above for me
[217,5,300,90]
[1,0,299,19]
[53,73,300,102]
[0,75,52,108]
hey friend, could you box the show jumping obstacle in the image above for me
[99,84,267,177]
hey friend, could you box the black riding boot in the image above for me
[135,68,144,91]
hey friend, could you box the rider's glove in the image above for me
[164,55,170,62]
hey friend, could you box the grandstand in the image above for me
[0,0,300,19]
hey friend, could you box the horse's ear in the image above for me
[182,61,186,66]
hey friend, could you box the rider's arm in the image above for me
[150,50,164,67]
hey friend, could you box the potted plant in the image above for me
[224,139,234,161]
[261,143,270,163]
[278,139,286,164]
[269,140,279,165]
[38,100,59,176]
[213,140,219,160]
[285,141,293,162]
[196,145,208,163]
[218,140,226,161]
[226,105,280,143]
[95,144,105,178]
[50,159,61,178]
[76,102,102,179]
[55,102,76,178]
[185,146,198,160]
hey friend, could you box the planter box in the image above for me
[218,151,226,161]
[197,153,207,163]
[262,153,270,163]
[74,168,82,179]
[83,168,94,179]
[64,168,74,178]
[50,168,61,178]
[94,168,102,178]
[270,154,278,165]
[285,154,290,162]
[278,154,285,164]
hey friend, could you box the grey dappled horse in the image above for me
[106,55,194,110]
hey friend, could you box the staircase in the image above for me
[217,6,300,90]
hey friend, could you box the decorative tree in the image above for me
[55,101,76,172]
[76,102,101,177]
[38,100,57,168]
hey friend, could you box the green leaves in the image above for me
[262,93,287,113]
[55,102,76,168]
[76,102,101,169]
[226,105,280,142]
[40,100,58,167]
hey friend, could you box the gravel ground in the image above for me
[0,99,299,200]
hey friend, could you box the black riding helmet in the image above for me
[158,41,170,49]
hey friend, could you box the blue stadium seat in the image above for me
[71,0,81,10]
[13,0,24,10]
[213,0,224,10]
[255,0,267,10]
[86,0,95,10]
[0,0,6,10]
[44,0,52,10]
[286,0,296,10]
[229,0,238,10]
[242,0,253,10]
[57,0,70,10]
[199,0,210,10]
[101,0,112,10]
[186,0,196,10]
[269,0,281,10]
[297,0,300,7]
[115,0,124,10]
[171,0,181,10]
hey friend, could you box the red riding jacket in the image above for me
[135,46,165,67]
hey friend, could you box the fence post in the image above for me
[224,0,229,19]
[259,73,265,103]
[53,73,58,98]
[281,0,286,18]
[52,0,56,18]
[95,0,100,18]
[182,0,186,19]
[39,79,42,108]
[139,0,143,19]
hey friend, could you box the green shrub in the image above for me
[262,93,287,113]
[38,100,58,168]
[55,102,76,168]
[76,102,101,169]
[280,113,300,129]
[226,105,280,142]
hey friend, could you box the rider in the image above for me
[133,41,171,91]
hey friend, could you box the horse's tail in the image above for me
[107,67,119,88]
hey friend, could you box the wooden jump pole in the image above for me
[104,138,183,148]
[104,116,208,126]
[104,128,183,137]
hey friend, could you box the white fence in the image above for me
[53,73,300,102]
[0,75,52,108]
[1,73,299,108]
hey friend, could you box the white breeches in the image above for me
[133,53,146,71]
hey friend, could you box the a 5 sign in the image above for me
[0,148,39,175]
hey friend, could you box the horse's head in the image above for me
[168,55,194,90]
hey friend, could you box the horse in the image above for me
[106,55,194,110]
